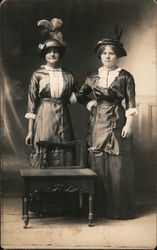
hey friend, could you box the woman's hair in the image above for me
[39,40,66,59]
[96,44,121,59]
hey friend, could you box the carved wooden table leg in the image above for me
[23,196,29,229]
[79,191,83,209]
[22,195,24,220]
[88,195,94,227]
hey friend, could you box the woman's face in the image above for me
[101,45,118,69]
[45,47,60,67]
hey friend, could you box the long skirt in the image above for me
[28,99,77,215]
[89,150,135,219]
[30,98,75,168]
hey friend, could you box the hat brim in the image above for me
[44,39,66,48]
[95,39,127,57]
[39,39,66,57]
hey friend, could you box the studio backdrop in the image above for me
[1,0,156,198]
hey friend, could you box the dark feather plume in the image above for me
[113,25,123,41]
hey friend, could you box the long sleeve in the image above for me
[25,72,40,119]
[75,77,93,106]
[125,73,138,117]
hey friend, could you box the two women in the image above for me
[25,21,137,219]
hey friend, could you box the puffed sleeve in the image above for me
[125,73,138,117]
[25,72,40,119]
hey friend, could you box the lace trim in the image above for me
[25,113,36,119]
[98,67,121,87]
[125,108,138,117]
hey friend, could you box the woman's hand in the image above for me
[25,118,34,145]
[25,132,33,145]
[121,124,132,138]
[121,115,134,138]
[70,92,77,104]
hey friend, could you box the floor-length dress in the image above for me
[76,67,137,219]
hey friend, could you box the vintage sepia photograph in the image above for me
[0,0,156,249]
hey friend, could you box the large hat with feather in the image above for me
[95,25,127,57]
[37,17,66,56]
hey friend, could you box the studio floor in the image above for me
[1,154,156,249]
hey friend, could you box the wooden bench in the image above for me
[20,168,97,228]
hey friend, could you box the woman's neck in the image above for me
[103,65,118,71]
[45,63,60,69]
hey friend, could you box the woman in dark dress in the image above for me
[76,28,137,219]
[25,18,78,214]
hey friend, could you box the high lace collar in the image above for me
[43,65,62,71]
[98,67,121,87]
[98,66,121,76]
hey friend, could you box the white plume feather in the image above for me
[37,19,51,31]
[50,18,63,31]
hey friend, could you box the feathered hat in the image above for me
[95,25,127,57]
[37,17,66,56]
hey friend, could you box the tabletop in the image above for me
[20,168,97,177]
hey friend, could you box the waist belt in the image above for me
[42,98,68,104]
[97,99,122,106]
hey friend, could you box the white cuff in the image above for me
[87,100,97,111]
[125,108,138,117]
[70,92,77,104]
[25,113,36,119]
